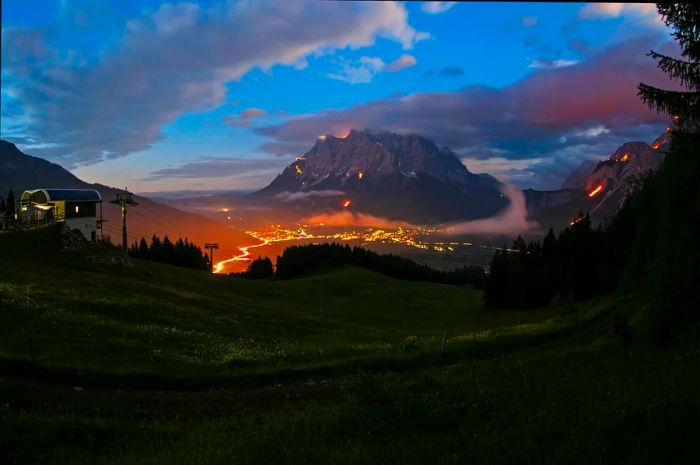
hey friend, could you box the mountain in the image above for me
[561,160,597,189]
[0,140,252,257]
[526,131,670,228]
[252,130,508,223]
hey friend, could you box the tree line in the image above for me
[484,214,621,310]
[260,242,486,287]
[128,235,210,270]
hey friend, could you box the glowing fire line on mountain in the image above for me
[588,183,605,198]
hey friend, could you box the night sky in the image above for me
[1,1,673,192]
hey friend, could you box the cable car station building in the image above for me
[19,189,103,242]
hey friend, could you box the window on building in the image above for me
[75,205,80,213]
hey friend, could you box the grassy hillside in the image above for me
[0,226,563,384]
[1,225,698,464]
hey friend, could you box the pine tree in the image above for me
[138,237,149,259]
[6,188,16,220]
[638,4,700,132]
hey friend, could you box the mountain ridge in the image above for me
[252,129,509,223]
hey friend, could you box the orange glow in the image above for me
[357,171,364,180]
[318,135,326,141]
[620,153,629,162]
[342,199,352,208]
[295,156,306,161]
[295,164,303,174]
[221,208,229,213]
[673,115,681,121]
[336,129,351,139]
[665,126,672,133]
[570,215,586,226]
[588,183,605,198]
[652,142,661,150]
[213,239,270,274]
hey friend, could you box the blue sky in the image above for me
[1,1,672,192]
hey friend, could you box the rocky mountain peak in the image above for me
[253,130,508,223]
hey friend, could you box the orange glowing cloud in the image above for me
[300,211,415,229]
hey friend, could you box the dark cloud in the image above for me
[2,1,425,167]
[424,66,465,77]
[568,38,589,55]
[440,66,465,76]
[256,36,673,188]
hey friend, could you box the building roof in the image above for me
[21,188,102,203]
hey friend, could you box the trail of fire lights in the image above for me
[588,183,604,198]
[213,239,270,273]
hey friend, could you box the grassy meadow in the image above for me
[1,226,698,464]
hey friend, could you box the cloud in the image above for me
[275,190,345,202]
[441,183,539,236]
[240,108,267,119]
[300,210,415,229]
[225,118,252,128]
[329,53,417,83]
[145,155,290,180]
[528,59,579,69]
[573,125,610,138]
[3,1,426,166]
[440,66,464,76]
[578,3,657,19]
[328,56,386,84]
[385,54,417,72]
[224,107,268,127]
[577,3,664,29]
[421,2,456,15]
[522,16,538,27]
[425,66,464,77]
[256,37,672,189]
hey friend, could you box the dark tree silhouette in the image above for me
[5,188,16,220]
[639,4,700,131]
[273,243,485,287]
[129,235,209,270]
[246,256,274,279]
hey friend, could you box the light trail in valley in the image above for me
[213,224,519,274]
[212,238,270,273]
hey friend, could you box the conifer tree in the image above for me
[6,188,16,219]
[639,4,700,132]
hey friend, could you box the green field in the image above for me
[1,226,698,464]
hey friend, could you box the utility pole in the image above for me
[110,190,137,253]
[205,243,219,272]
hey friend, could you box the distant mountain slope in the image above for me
[252,130,509,223]
[0,141,87,191]
[527,130,670,228]
[561,160,597,189]
[0,140,252,256]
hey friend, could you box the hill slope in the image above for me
[2,225,697,465]
[0,140,252,256]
